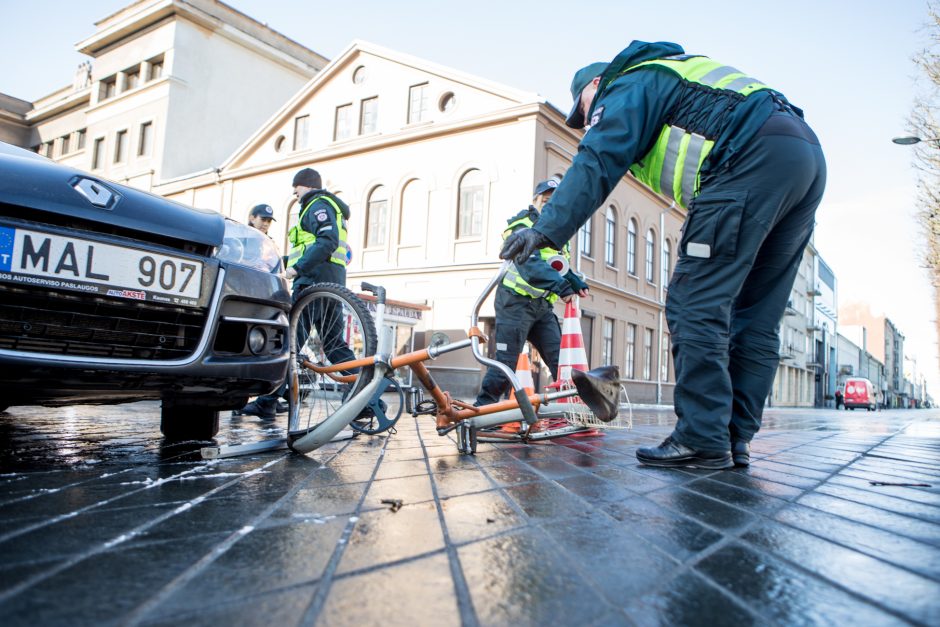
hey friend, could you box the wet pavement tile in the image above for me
[142,584,320,626]
[796,491,940,546]
[440,490,527,544]
[504,480,595,521]
[603,496,725,561]
[742,522,940,624]
[334,502,445,574]
[647,486,758,532]
[318,553,461,626]
[623,570,759,627]
[458,527,612,626]
[813,481,940,523]
[1,532,232,626]
[361,474,435,510]
[432,466,497,499]
[694,541,907,625]
[773,503,940,581]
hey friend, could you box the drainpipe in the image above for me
[656,202,675,405]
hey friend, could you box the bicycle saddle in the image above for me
[571,365,621,422]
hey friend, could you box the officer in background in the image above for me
[502,41,826,468]
[237,168,355,420]
[248,203,276,235]
[475,177,589,407]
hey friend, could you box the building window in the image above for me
[60,134,70,156]
[645,229,656,283]
[92,137,105,169]
[580,216,593,257]
[334,104,352,141]
[366,185,388,248]
[408,83,429,124]
[627,218,637,275]
[457,169,484,238]
[76,129,86,150]
[399,179,427,247]
[662,239,672,286]
[42,142,53,158]
[602,318,614,366]
[125,66,140,91]
[114,130,128,163]
[100,77,117,100]
[661,333,670,381]
[148,57,164,81]
[138,121,153,156]
[605,206,616,266]
[643,328,654,380]
[580,313,594,364]
[293,115,309,150]
[352,65,367,84]
[625,323,636,379]
[359,97,378,134]
[439,92,456,113]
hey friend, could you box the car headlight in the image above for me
[216,219,283,274]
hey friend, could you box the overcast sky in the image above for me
[3,0,938,395]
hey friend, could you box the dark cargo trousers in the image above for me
[666,111,827,454]
[475,287,562,406]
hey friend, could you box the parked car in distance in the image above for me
[843,377,877,411]
[0,141,291,440]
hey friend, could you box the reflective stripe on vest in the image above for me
[624,56,770,208]
[501,214,569,303]
[287,195,349,268]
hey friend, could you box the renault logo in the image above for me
[72,177,116,209]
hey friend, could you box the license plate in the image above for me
[0,226,204,307]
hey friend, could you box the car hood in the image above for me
[0,142,224,247]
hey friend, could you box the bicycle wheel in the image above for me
[288,283,377,436]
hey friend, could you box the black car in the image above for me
[0,141,291,440]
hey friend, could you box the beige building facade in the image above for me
[3,0,327,190]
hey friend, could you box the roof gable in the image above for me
[222,40,543,172]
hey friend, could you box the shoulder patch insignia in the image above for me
[589,105,605,128]
[315,210,328,222]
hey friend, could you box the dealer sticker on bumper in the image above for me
[0,225,203,307]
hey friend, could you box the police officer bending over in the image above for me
[503,41,826,469]
[475,177,589,407]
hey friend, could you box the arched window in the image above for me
[604,206,616,266]
[457,169,484,238]
[365,185,388,248]
[645,229,656,283]
[579,216,593,257]
[627,219,637,275]
[399,179,428,247]
[662,239,672,285]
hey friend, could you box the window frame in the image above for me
[645,228,656,283]
[604,206,616,266]
[627,218,637,275]
[365,185,389,248]
[580,216,593,258]
[407,82,429,124]
[456,169,485,239]
[113,129,128,164]
[359,96,378,135]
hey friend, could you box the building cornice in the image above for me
[24,88,90,123]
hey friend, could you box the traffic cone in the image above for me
[503,346,535,432]
[509,347,535,400]
[556,299,589,392]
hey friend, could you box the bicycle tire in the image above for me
[288,283,378,436]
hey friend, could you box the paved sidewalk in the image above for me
[1,403,939,626]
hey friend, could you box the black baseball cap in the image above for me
[533,177,561,197]
[566,62,608,129]
[249,204,275,220]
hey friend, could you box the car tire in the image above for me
[160,403,220,441]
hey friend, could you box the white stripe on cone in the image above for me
[556,299,588,400]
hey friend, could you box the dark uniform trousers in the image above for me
[666,111,827,454]
[475,286,562,406]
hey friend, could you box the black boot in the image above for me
[636,436,733,469]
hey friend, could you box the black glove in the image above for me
[564,270,589,292]
[500,228,554,264]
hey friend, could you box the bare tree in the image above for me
[910,3,940,372]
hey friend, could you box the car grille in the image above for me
[0,284,208,360]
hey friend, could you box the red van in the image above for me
[843,378,877,411]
